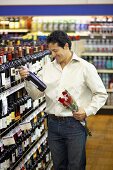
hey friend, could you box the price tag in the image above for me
[43,102,46,108]
[32,147,35,153]
[24,157,28,164]
[33,111,37,117]
[29,151,32,158]
[3,136,15,146]
[34,145,37,150]
[19,122,32,130]
[39,106,42,112]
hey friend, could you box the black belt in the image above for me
[48,114,72,121]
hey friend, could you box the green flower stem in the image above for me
[68,103,92,137]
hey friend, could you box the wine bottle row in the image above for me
[82,55,113,69]
[15,131,51,170]
[89,16,113,34]
[0,16,113,34]
[0,88,32,133]
[81,32,113,109]
[82,56,113,89]
[0,110,48,170]
[0,17,32,30]
[0,49,51,93]
[84,39,113,53]
[98,73,113,89]
[0,88,46,135]
[0,40,52,169]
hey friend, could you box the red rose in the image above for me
[66,96,73,104]
[58,97,65,104]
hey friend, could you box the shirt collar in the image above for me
[71,52,80,62]
[53,52,80,66]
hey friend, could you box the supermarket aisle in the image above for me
[86,114,113,170]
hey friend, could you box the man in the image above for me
[19,30,108,170]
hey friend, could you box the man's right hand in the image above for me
[18,66,29,79]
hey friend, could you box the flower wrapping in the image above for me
[58,90,92,136]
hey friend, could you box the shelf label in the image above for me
[19,121,32,130]
[3,136,15,145]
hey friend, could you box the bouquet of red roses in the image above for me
[58,89,92,136]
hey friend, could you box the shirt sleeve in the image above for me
[84,63,108,116]
[24,69,44,100]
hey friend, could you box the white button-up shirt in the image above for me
[25,53,108,117]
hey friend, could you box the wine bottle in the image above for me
[26,71,47,92]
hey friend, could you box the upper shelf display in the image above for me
[0,16,113,36]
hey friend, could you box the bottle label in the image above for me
[11,111,15,120]
[2,97,8,115]
[11,68,15,76]
[2,117,7,128]
[12,152,16,163]
[18,145,23,157]
[1,73,6,86]
[15,69,20,81]
[5,77,11,89]
[7,115,11,126]
[46,153,50,162]
[27,100,30,109]
[20,105,23,114]
[16,148,18,157]
[33,152,37,159]
[0,118,2,129]
[15,114,20,121]
[38,162,42,168]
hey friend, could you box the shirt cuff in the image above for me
[84,107,97,117]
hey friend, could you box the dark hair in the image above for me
[46,30,72,50]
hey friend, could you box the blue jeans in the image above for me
[48,116,87,170]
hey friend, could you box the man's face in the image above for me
[48,43,68,64]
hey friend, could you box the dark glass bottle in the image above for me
[26,71,47,92]
[0,68,2,93]
[5,62,11,89]
[9,59,16,87]
[10,144,16,166]
[0,100,2,133]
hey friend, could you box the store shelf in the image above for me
[27,31,91,38]
[0,100,46,138]
[46,160,53,170]
[107,89,113,93]
[0,82,24,100]
[81,52,113,57]
[89,33,113,38]
[97,69,113,74]
[102,105,113,109]
[10,129,47,170]
[0,29,29,33]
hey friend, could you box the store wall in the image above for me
[0,0,113,16]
